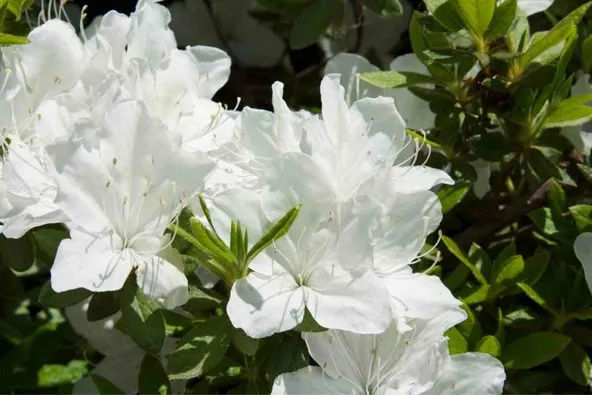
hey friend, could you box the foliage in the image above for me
[2,0,592,394]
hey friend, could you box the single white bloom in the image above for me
[272,314,506,395]
[50,100,214,308]
[226,199,392,338]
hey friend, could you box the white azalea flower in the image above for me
[50,100,214,308]
[226,199,392,338]
[272,314,506,395]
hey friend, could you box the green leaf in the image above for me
[0,32,28,45]
[469,132,510,162]
[436,181,471,214]
[560,341,592,386]
[485,0,517,41]
[246,205,300,263]
[520,22,576,68]
[190,218,235,266]
[442,235,488,285]
[294,309,327,333]
[548,180,566,217]
[506,8,529,53]
[527,207,576,243]
[493,255,525,285]
[184,283,223,311]
[570,205,592,232]
[502,332,571,369]
[119,276,165,355]
[519,249,550,286]
[423,0,465,32]
[232,329,259,357]
[460,284,492,305]
[445,327,468,355]
[583,35,592,72]
[37,360,88,387]
[544,101,592,128]
[87,291,120,322]
[476,335,502,358]
[265,332,310,380]
[0,234,34,272]
[516,282,554,313]
[38,282,91,308]
[363,0,402,17]
[90,374,125,395]
[444,264,469,290]
[359,70,435,89]
[167,315,232,380]
[409,12,452,65]
[456,304,484,348]
[468,243,492,281]
[6,0,32,19]
[289,0,335,49]
[139,354,171,395]
[454,0,495,36]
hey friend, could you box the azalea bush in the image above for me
[1,0,592,393]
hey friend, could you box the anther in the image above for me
[105,180,110,188]
[54,76,62,84]
[123,196,128,205]
[112,158,117,166]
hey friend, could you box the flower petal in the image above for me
[51,229,133,293]
[227,272,305,338]
[136,253,189,309]
[324,52,381,104]
[271,366,355,395]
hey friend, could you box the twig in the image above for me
[454,179,553,247]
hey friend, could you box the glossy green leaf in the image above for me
[359,70,434,89]
[167,315,232,380]
[138,354,171,395]
[232,329,259,357]
[90,374,125,394]
[476,335,502,358]
[583,35,592,72]
[437,181,471,214]
[119,276,165,355]
[38,282,91,308]
[454,0,495,36]
[516,282,554,313]
[493,255,525,285]
[290,0,334,49]
[423,0,465,31]
[559,341,592,386]
[363,0,403,17]
[503,332,571,369]
[485,0,517,41]
[87,291,120,322]
[445,327,468,355]
[442,235,488,285]
[247,205,300,263]
[37,360,88,387]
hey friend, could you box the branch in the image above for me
[454,179,553,247]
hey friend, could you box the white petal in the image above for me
[320,74,351,144]
[187,46,231,99]
[575,232,592,293]
[517,0,554,16]
[51,229,133,293]
[227,272,305,338]
[136,254,188,309]
[3,19,84,96]
[382,271,463,321]
[271,366,355,395]
[373,191,443,270]
[389,166,454,194]
[324,53,382,104]
[427,352,506,395]
[306,269,391,334]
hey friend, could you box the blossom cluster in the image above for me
[0,0,506,393]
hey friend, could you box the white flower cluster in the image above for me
[0,1,506,393]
